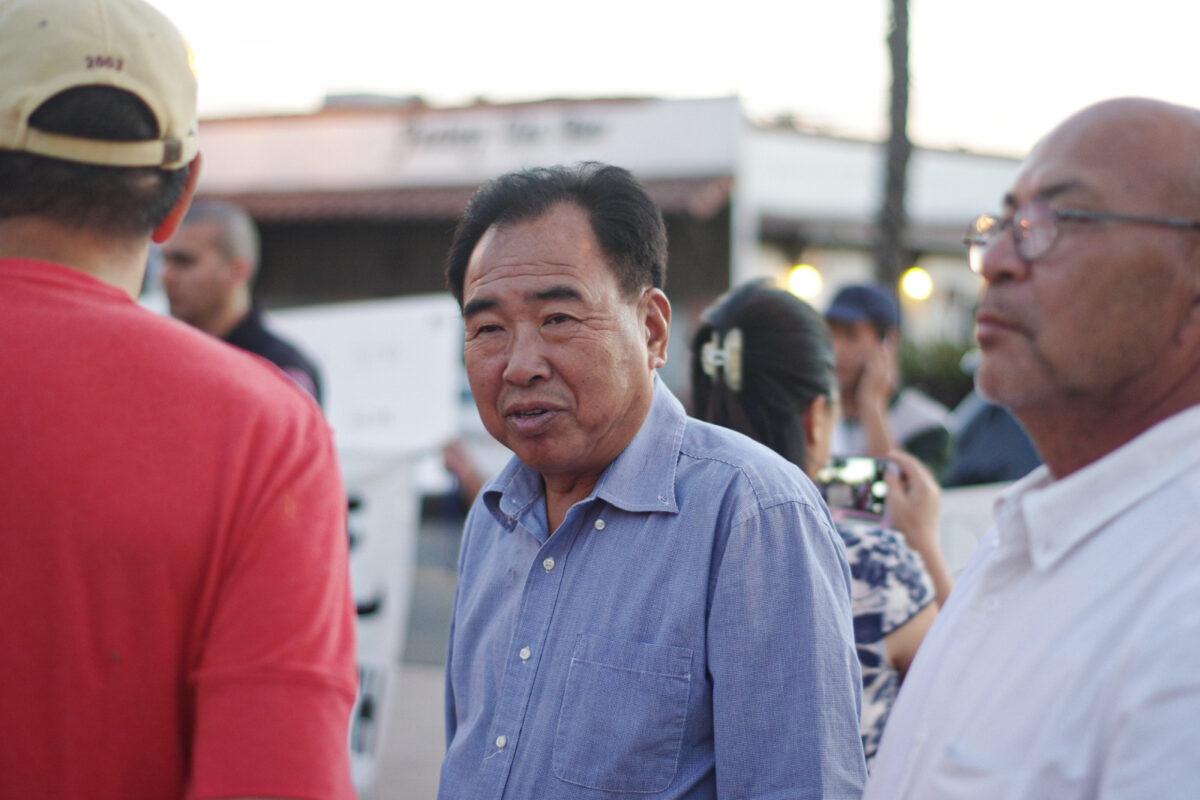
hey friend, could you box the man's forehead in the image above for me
[463,204,613,297]
[1008,98,1200,208]
[168,219,221,248]
[472,204,598,262]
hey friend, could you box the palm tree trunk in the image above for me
[875,0,911,287]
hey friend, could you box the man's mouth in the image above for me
[975,310,1027,346]
[506,406,559,435]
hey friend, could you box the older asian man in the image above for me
[438,163,866,799]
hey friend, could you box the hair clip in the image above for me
[701,328,743,392]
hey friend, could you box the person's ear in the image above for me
[803,394,833,474]
[803,394,826,450]
[152,154,202,245]
[1171,266,1200,358]
[641,288,671,370]
[226,256,254,286]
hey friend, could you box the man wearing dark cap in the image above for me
[825,283,951,474]
[0,1,356,797]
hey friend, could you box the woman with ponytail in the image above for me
[691,281,952,767]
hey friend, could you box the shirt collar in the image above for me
[995,404,1200,570]
[222,308,264,347]
[593,378,684,514]
[480,377,685,527]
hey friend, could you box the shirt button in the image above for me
[543,557,556,572]
[495,735,508,749]
[594,519,606,531]
[519,646,532,661]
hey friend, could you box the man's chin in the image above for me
[975,360,1036,411]
[507,438,593,478]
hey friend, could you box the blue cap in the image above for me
[825,284,900,329]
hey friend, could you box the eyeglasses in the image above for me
[964,199,1200,273]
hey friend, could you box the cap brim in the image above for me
[825,304,869,324]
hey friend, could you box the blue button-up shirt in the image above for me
[439,381,866,799]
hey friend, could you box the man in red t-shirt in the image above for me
[0,1,357,798]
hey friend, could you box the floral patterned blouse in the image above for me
[832,510,935,767]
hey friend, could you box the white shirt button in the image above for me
[519,646,532,661]
[594,519,606,531]
[495,735,508,749]
[543,557,555,572]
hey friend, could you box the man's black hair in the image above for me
[445,162,667,304]
[0,86,191,237]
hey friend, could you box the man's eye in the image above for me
[544,314,572,326]
[163,252,196,267]
[472,323,502,337]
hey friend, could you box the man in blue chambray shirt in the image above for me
[438,162,865,799]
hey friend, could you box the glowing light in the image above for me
[900,266,934,301]
[786,264,823,300]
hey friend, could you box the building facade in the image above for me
[186,95,1019,385]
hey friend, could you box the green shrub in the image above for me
[900,340,974,410]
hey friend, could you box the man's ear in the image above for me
[152,154,202,245]
[641,288,671,370]
[225,256,254,287]
[1172,271,1200,353]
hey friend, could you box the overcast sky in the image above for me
[152,0,1199,156]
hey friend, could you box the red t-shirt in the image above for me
[0,258,357,799]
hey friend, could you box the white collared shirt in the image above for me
[865,404,1200,799]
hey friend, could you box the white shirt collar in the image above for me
[993,404,1200,571]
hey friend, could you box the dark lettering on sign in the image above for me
[404,124,483,147]
[85,55,125,71]
[507,122,544,143]
[563,118,605,140]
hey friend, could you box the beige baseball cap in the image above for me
[0,0,198,170]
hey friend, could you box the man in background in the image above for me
[163,198,323,403]
[0,1,356,797]
[825,283,951,474]
[866,97,1200,798]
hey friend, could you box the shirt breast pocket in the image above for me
[553,633,692,794]
[926,744,1016,796]
[927,742,1082,798]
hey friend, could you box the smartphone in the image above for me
[815,456,889,517]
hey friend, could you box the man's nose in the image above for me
[502,329,552,386]
[978,229,1031,286]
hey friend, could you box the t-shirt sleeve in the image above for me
[186,407,358,800]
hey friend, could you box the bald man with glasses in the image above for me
[865,97,1200,799]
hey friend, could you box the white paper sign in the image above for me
[271,294,463,454]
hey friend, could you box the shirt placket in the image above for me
[475,510,588,800]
